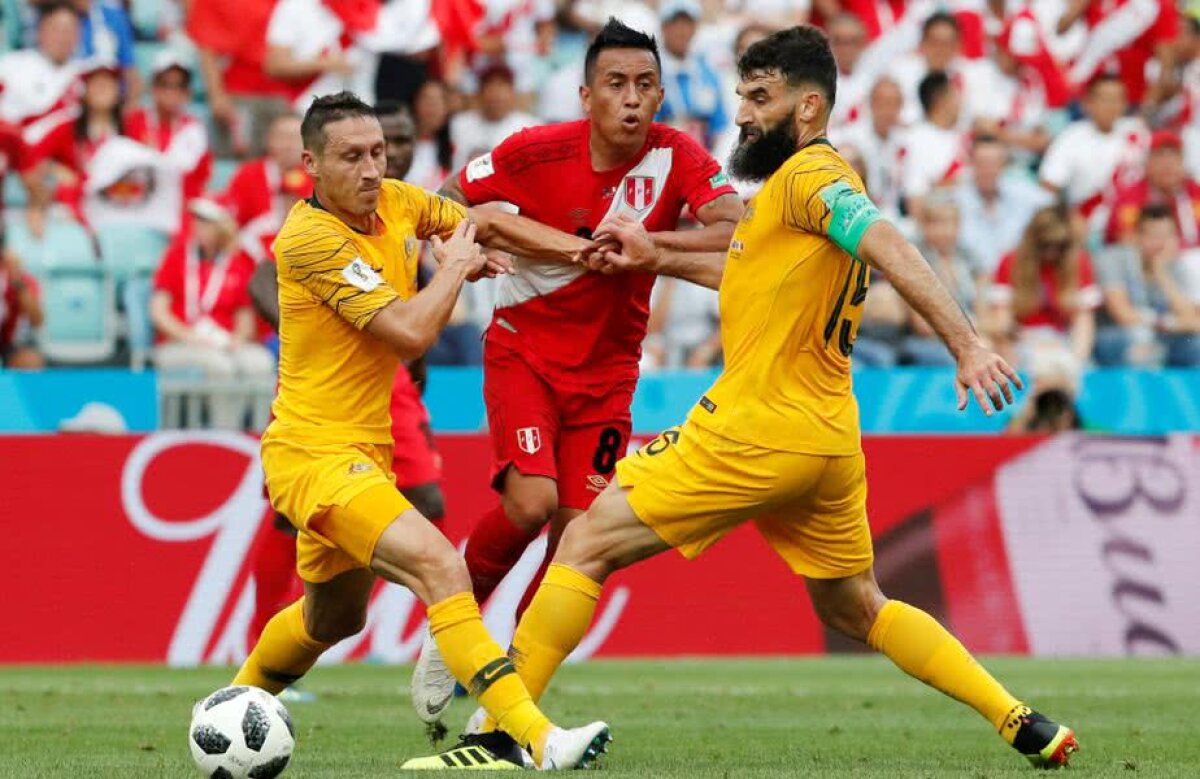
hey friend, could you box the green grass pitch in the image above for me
[2,657,1198,777]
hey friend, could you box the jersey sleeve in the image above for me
[780,152,882,258]
[458,128,531,205]
[669,129,737,214]
[276,221,399,330]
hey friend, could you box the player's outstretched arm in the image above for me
[857,220,1024,415]
[648,194,743,253]
[468,207,594,265]
[592,214,726,289]
[365,221,487,360]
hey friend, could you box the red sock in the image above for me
[247,514,299,647]
[463,504,540,604]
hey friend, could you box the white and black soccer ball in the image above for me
[188,685,295,779]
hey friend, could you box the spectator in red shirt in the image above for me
[0,249,44,369]
[0,120,51,238]
[1105,130,1200,246]
[150,198,275,428]
[33,57,125,219]
[987,204,1101,366]
[222,112,309,228]
[126,52,213,202]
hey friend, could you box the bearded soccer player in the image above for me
[410,18,743,733]
[409,27,1079,770]
[232,91,613,770]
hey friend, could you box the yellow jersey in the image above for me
[687,139,879,455]
[265,179,467,445]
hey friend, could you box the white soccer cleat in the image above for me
[537,722,612,770]
[411,629,456,725]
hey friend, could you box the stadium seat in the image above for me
[132,41,166,83]
[38,268,119,363]
[96,224,170,281]
[6,217,98,277]
[4,173,28,208]
[210,159,239,193]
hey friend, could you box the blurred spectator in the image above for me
[33,57,126,220]
[263,0,368,112]
[901,71,966,215]
[469,0,556,99]
[1105,130,1200,246]
[1006,346,1085,432]
[832,77,905,219]
[1095,204,1200,365]
[657,0,729,149]
[978,8,1065,160]
[0,120,51,237]
[828,4,932,131]
[955,134,1052,274]
[450,65,537,172]
[1061,0,1178,107]
[1039,74,1148,230]
[643,277,721,369]
[188,0,289,158]
[905,192,986,365]
[852,270,908,367]
[0,3,82,140]
[223,112,309,228]
[361,0,442,107]
[988,204,1101,366]
[892,12,989,125]
[126,52,213,203]
[0,250,44,370]
[151,198,274,427]
[72,0,141,107]
[408,79,453,191]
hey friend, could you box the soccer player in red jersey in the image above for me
[411,18,743,738]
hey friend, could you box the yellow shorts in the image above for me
[615,421,873,579]
[262,439,414,583]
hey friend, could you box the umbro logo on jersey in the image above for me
[348,462,373,474]
[516,427,542,455]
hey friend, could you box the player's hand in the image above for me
[592,214,659,274]
[955,342,1024,416]
[431,221,485,275]
[468,248,515,282]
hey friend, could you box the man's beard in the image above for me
[729,119,800,182]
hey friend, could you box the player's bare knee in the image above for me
[810,574,886,643]
[502,487,556,532]
[413,544,471,602]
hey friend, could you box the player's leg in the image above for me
[763,452,1077,768]
[234,565,375,693]
[246,511,300,647]
[401,481,446,531]
[465,469,560,602]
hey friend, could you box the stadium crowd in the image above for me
[1,0,1199,396]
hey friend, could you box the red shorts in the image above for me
[389,365,442,488]
[483,341,635,511]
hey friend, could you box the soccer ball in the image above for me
[188,685,294,779]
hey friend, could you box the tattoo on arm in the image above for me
[438,172,469,206]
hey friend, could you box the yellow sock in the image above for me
[427,592,553,761]
[868,600,1020,731]
[233,598,330,694]
[480,564,602,734]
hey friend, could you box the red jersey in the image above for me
[1084,0,1178,105]
[991,251,1103,331]
[458,120,734,382]
[0,120,36,213]
[125,108,213,200]
[0,267,38,352]
[152,239,256,340]
[223,158,313,227]
[1105,178,1200,246]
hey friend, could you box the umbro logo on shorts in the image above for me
[348,462,373,475]
[516,427,542,455]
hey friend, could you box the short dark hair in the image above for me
[1138,203,1174,225]
[584,18,661,83]
[922,11,960,39]
[738,25,838,107]
[38,1,77,24]
[301,91,376,153]
[918,70,952,115]
[374,100,412,121]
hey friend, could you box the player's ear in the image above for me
[797,90,821,123]
[301,148,318,178]
[579,84,591,114]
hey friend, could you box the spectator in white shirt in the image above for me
[892,11,989,125]
[955,134,1053,274]
[643,277,721,369]
[657,0,730,150]
[450,64,537,172]
[901,71,967,216]
[1039,73,1149,230]
[832,77,906,220]
[0,3,81,142]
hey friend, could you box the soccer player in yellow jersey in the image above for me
[427,28,1080,769]
[231,92,613,770]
